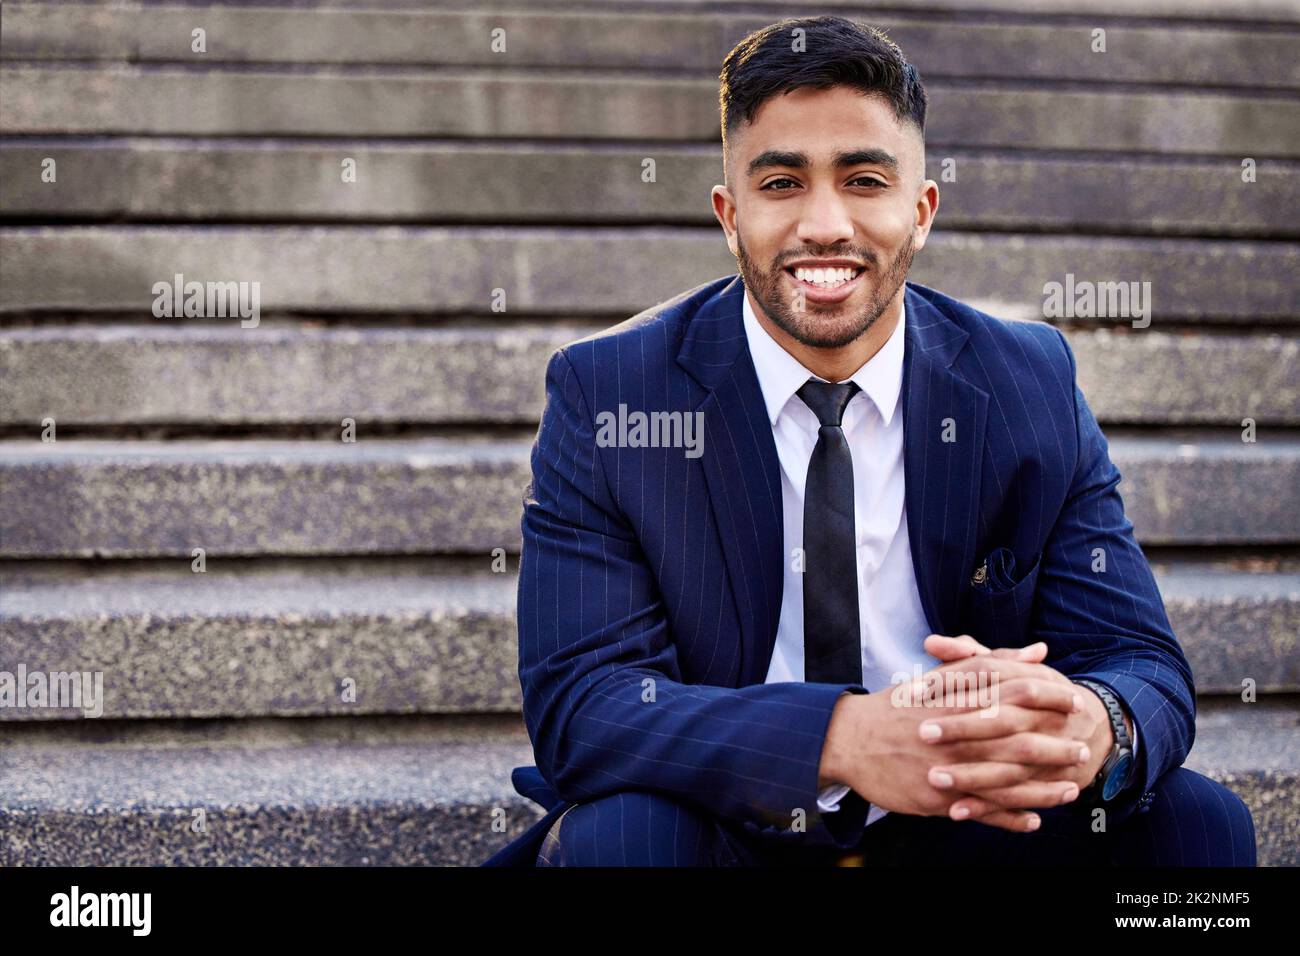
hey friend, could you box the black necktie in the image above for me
[797,378,863,685]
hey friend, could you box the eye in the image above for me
[760,176,886,191]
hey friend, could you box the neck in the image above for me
[750,287,904,383]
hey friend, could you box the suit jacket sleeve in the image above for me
[517,347,871,847]
[1037,327,1196,827]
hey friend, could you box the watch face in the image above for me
[1102,753,1135,801]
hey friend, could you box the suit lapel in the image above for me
[901,284,988,636]
[677,275,784,687]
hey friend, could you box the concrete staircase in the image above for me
[1,0,1297,866]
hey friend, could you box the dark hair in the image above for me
[719,16,927,163]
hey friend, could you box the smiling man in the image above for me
[483,16,1256,867]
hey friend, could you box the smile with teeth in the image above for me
[788,266,864,289]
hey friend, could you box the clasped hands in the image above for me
[824,634,1119,833]
[907,634,1117,832]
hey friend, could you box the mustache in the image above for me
[777,251,878,269]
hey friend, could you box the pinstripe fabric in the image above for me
[527,766,1256,866]
[482,274,1209,867]
[831,766,1256,867]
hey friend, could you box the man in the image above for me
[482,16,1255,866]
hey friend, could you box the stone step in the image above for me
[0,323,580,428]
[1,227,1294,322]
[4,6,1295,90]
[1,323,1295,427]
[0,700,1293,865]
[0,714,539,866]
[2,66,1295,157]
[757,0,1300,18]
[2,142,1295,239]
[21,0,1290,25]
[1150,559,1300,696]
[0,323,575,428]
[0,437,527,558]
[0,557,1293,721]
[0,435,1294,558]
[1177,696,1300,867]
[0,558,520,720]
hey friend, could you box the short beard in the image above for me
[737,230,915,350]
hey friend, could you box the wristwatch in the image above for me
[1071,678,1136,802]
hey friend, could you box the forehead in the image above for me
[733,86,919,167]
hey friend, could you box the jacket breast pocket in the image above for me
[964,547,1042,649]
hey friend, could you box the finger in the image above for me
[948,642,1047,663]
[930,655,1035,680]
[1024,762,1090,786]
[948,780,1081,814]
[916,675,1078,724]
[951,731,1091,768]
[1000,641,1048,662]
[923,634,991,662]
[918,692,1078,743]
[956,808,1043,832]
[928,761,1032,791]
[996,677,1083,715]
[918,704,1042,744]
[929,655,1065,685]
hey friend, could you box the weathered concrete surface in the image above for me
[3,6,1295,89]
[0,558,520,719]
[1066,330,1299,425]
[4,144,1294,238]
[0,323,577,427]
[0,436,1295,557]
[1152,561,1300,694]
[0,701,1292,866]
[1,558,1292,720]
[1,228,1295,321]
[2,324,1294,426]
[1105,434,1300,544]
[0,715,539,866]
[3,65,1296,156]
[0,437,534,557]
[1182,697,1300,868]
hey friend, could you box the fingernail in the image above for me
[1026,815,1041,831]
[1072,695,1082,712]
[930,770,954,788]
[1078,745,1090,764]
[1061,786,1079,804]
[920,722,942,740]
[952,806,970,820]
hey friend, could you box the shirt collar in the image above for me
[741,288,906,429]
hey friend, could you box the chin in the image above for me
[789,317,875,350]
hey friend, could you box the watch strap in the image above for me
[1071,678,1134,799]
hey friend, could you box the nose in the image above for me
[795,184,854,248]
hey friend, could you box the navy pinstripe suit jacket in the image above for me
[482,274,1195,866]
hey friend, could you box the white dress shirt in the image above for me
[742,292,1137,827]
[744,291,933,826]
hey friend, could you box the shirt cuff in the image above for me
[817,783,852,813]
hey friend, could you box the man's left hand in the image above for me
[919,634,1120,823]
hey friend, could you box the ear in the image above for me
[711,185,739,256]
[913,177,939,252]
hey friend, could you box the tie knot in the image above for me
[797,378,860,427]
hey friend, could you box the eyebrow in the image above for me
[746,148,900,178]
